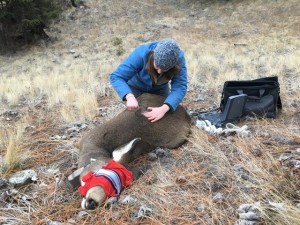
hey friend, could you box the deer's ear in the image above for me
[112,138,141,162]
[68,167,85,189]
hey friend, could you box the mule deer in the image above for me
[68,93,191,209]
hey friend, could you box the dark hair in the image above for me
[146,51,180,84]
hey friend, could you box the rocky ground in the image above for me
[0,0,300,224]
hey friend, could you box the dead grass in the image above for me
[0,0,299,224]
[0,121,29,172]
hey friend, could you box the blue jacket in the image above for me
[110,41,187,111]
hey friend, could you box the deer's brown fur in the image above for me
[73,93,191,209]
[79,93,191,168]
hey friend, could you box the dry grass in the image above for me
[0,0,300,224]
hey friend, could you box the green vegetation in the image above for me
[0,0,65,53]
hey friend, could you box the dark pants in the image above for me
[129,85,170,98]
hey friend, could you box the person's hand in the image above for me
[126,93,139,110]
[143,104,170,122]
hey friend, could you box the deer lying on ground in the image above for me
[68,93,191,210]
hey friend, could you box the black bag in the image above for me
[220,76,282,118]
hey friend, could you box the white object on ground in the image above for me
[196,120,250,137]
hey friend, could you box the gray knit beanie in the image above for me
[154,39,180,71]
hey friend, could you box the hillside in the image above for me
[0,0,300,224]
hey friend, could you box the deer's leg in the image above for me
[115,140,155,180]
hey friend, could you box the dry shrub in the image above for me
[1,124,27,172]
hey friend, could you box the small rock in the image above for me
[73,54,81,59]
[56,178,65,188]
[46,168,60,175]
[226,136,235,141]
[31,175,38,182]
[8,169,37,186]
[273,136,297,145]
[120,195,137,204]
[239,211,261,220]
[155,147,167,157]
[260,132,270,138]
[107,196,118,205]
[195,96,205,101]
[0,178,8,189]
[235,219,259,225]
[147,152,157,161]
[117,103,126,109]
[176,175,187,184]
[212,192,224,203]
[268,201,285,211]
[2,110,18,117]
[6,188,18,196]
[251,147,262,156]
[49,135,62,140]
[67,219,76,224]
[235,202,262,225]
[47,220,63,225]
[39,182,48,187]
[25,125,36,131]
[66,127,80,134]
[278,151,300,174]
[137,205,152,218]
[77,211,88,218]
[194,202,204,212]
[233,164,249,180]
[295,160,300,169]
[97,107,108,117]
[0,191,8,201]
[279,153,294,161]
